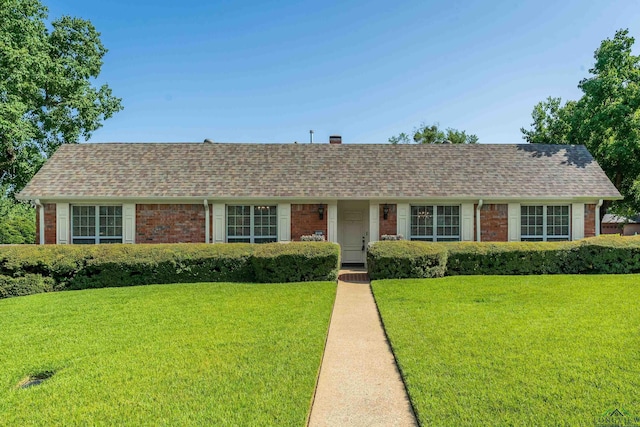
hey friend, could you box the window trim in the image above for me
[226,205,278,244]
[520,204,571,242]
[70,204,123,244]
[409,204,461,242]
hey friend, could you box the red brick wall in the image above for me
[474,204,508,242]
[291,204,327,241]
[379,204,397,236]
[35,204,57,244]
[136,204,205,243]
[584,204,596,238]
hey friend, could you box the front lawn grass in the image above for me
[372,275,640,426]
[0,281,336,426]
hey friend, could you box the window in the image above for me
[521,205,570,241]
[71,205,123,244]
[410,205,460,242]
[227,205,277,243]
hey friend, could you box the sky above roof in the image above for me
[48,0,640,144]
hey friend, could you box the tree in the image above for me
[0,0,123,195]
[521,29,640,213]
[389,123,478,144]
[0,194,35,244]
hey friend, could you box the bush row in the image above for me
[0,242,340,298]
[367,236,640,279]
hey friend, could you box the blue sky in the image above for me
[48,0,640,144]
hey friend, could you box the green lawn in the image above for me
[0,281,336,426]
[372,275,640,426]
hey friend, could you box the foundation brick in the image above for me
[291,204,328,241]
[136,204,205,243]
[474,204,508,242]
[379,204,398,237]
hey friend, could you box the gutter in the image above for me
[34,199,44,245]
[476,199,483,242]
[595,199,603,236]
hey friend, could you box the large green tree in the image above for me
[389,122,478,144]
[1,0,123,195]
[521,29,640,213]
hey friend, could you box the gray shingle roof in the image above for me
[18,142,622,200]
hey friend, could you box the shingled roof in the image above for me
[17,142,621,200]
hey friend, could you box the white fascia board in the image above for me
[20,195,621,204]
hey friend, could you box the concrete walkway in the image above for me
[308,269,417,427]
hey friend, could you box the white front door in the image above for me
[342,210,365,264]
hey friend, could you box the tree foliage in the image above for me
[389,123,478,144]
[521,29,640,212]
[0,0,123,195]
[0,194,35,243]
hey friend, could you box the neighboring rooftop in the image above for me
[602,214,640,224]
[18,142,622,200]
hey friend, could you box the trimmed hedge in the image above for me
[0,242,340,298]
[0,274,54,299]
[367,241,447,280]
[368,236,640,279]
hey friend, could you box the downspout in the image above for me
[595,199,603,236]
[476,199,483,242]
[35,199,45,245]
[204,199,210,243]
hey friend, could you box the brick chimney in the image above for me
[329,135,342,144]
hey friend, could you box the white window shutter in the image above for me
[397,203,410,239]
[572,203,584,240]
[508,203,521,241]
[212,203,225,243]
[461,203,474,241]
[278,203,291,242]
[122,204,136,244]
[56,203,69,244]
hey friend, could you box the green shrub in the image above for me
[0,274,54,299]
[367,241,447,280]
[252,242,340,283]
[0,242,340,296]
[367,236,640,279]
[68,244,256,289]
[444,241,571,275]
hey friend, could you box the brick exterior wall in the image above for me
[35,203,57,244]
[584,204,596,238]
[379,204,397,237]
[291,204,327,241]
[474,204,508,242]
[136,204,205,243]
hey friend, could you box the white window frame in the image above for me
[521,205,571,241]
[71,205,123,244]
[410,205,461,242]
[226,205,277,243]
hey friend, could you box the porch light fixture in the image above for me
[383,204,390,220]
[318,205,325,220]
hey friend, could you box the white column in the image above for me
[56,203,70,244]
[508,203,521,241]
[278,203,291,242]
[203,201,210,243]
[212,203,225,243]
[123,203,136,244]
[369,202,379,243]
[327,203,338,243]
[461,203,474,241]
[572,203,585,240]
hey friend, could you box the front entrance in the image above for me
[338,201,369,265]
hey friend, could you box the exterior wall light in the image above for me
[318,205,325,220]
[383,204,390,220]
